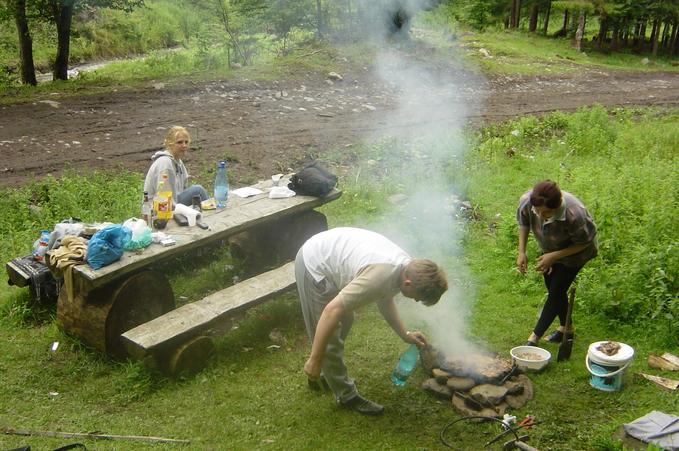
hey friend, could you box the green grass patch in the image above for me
[1,106,678,449]
[458,29,679,74]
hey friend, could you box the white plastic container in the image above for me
[586,341,634,391]
[510,346,551,372]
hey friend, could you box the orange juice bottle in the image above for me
[154,171,173,223]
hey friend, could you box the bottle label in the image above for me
[154,196,172,220]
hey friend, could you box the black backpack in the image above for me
[288,161,337,197]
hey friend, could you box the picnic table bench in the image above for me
[10,176,340,376]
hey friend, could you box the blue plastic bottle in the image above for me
[214,161,229,208]
[390,344,419,386]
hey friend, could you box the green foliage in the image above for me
[563,104,619,155]
[432,0,508,30]
[552,1,596,14]
[0,169,141,266]
[465,106,679,345]
[0,290,53,326]
[72,3,186,59]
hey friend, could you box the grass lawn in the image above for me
[458,29,679,75]
[1,105,677,450]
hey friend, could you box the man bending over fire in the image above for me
[295,227,448,415]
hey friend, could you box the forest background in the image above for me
[1,0,679,87]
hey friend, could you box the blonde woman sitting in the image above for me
[143,126,209,206]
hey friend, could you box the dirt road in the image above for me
[0,63,677,188]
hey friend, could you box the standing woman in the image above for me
[144,126,209,206]
[516,180,597,346]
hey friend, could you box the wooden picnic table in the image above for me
[56,176,341,372]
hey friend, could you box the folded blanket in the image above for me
[624,411,679,450]
[46,235,88,302]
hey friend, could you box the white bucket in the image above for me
[585,341,634,392]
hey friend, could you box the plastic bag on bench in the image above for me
[87,224,132,270]
[122,218,152,250]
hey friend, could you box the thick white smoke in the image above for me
[349,1,488,358]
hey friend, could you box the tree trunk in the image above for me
[660,21,669,50]
[50,0,74,81]
[583,12,587,36]
[510,0,522,28]
[14,0,37,85]
[633,22,641,49]
[542,1,551,35]
[574,9,585,51]
[217,1,247,66]
[651,20,659,56]
[555,9,569,37]
[611,24,619,51]
[315,0,323,39]
[509,0,516,28]
[528,4,538,32]
[57,271,175,359]
[567,8,577,36]
[671,21,678,56]
[597,17,607,50]
[228,211,328,277]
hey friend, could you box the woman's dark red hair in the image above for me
[530,180,562,209]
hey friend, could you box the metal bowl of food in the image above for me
[510,346,551,372]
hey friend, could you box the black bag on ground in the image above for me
[288,161,337,197]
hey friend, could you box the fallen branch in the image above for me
[297,49,324,58]
[1,427,190,444]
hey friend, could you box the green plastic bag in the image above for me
[122,218,152,250]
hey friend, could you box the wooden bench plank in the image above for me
[121,261,297,357]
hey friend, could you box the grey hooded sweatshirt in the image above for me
[143,150,189,204]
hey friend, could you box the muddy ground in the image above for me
[0,58,677,188]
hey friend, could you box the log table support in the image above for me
[228,210,328,276]
[163,335,215,377]
[57,271,175,360]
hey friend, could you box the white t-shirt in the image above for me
[302,227,411,290]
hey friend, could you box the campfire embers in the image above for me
[420,346,534,418]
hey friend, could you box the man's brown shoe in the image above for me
[340,394,384,416]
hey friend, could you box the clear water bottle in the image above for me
[32,230,51,262]
[390,344,419,386]
[141,191,153,229]
[214,160,229,208]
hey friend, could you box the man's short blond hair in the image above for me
[404,259,448,306]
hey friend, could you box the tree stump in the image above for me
[57,270,175,360]
[228,210,328,276]
[164,335,215,377]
